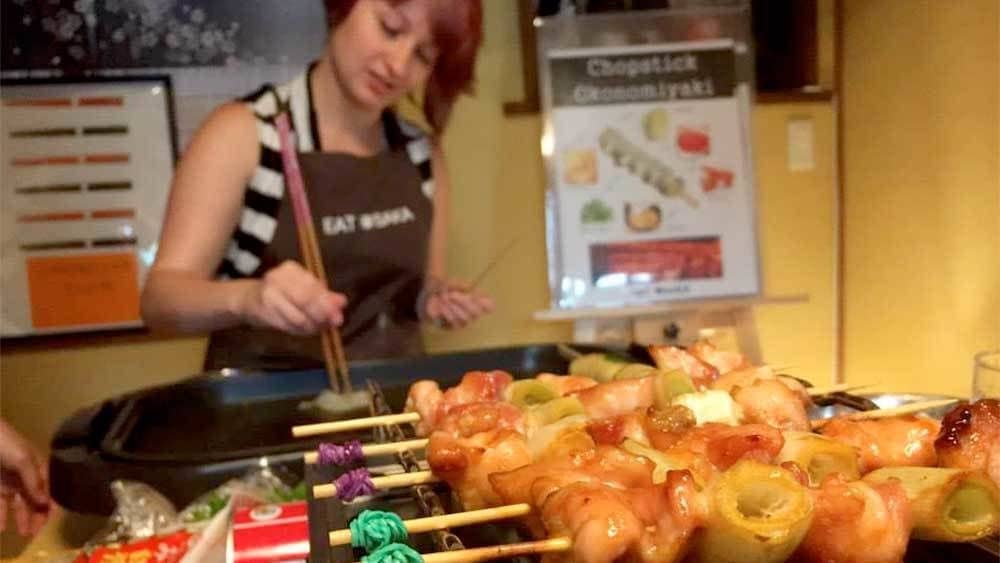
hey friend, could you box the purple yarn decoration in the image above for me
[317,440,365,466]
[335,468,376,501]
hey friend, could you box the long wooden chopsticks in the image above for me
[275,111,351,393]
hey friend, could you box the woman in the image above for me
[141,0,492,369]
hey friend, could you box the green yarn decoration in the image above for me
[361,542,423,563]
[350,510,409,552]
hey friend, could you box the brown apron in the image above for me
[203,114,432,371]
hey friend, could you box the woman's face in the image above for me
[328,0,439,111]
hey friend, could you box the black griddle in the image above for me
[49,343,622,514]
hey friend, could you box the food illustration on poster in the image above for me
[624,203,662,232]
[543,37,759,308]
[580,199,614,226]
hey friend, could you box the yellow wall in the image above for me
[841,0,1000,396]
[0,2,839,464]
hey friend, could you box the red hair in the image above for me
[325,0,483,134]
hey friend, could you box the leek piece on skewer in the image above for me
[529,396,586,426]
[672,390,743,426]
[653,369,696,408]
[777,431,861,486]
[695,460,814,563]
[568,353,628,381]
[863,467,1000,542]
[504,380,560,408]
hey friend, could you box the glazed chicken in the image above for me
[490,440,656,507]
[710,365,812,407]
[405,370,513,435]
[792,475,913,563]
[571,376,656,420]
[426,428,532,509]
[820,415,940,474]
[406,371,596,436]
[731,378,810,431]
[689,340,750,375]
[935,399,1000,488]
[647,344,720,389]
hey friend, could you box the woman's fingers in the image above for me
[12,493,30,536]
[256,261,348,334]
[262,285,316,335]
[425,288,495,329]
[28,502,48,535]
[0,490,8,534]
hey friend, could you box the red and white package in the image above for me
[75,531,194,563]
[228,501,309,563]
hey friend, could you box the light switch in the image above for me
[787,117,815,172]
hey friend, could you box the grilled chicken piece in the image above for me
[820,415,940,474]
[663,423,786,482]
[536,373,599,395]
[647,345,719,389]
[573,376,656,420]
[426,428,532,510]
[711,365,812,407]
[405,371,514,435]
[792,475,912,563]
[628,470,709,563]
[435,401,525,438]
[534,480,643,563]
[936,399,1000,488]
[689,340,749,375]
[404,380,444,436]
[490,443,655,507]
[732,378,810,431]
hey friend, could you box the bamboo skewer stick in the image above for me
[811,399,958,429]
[469,236,520,289]
[304,438,429,464]
[352,538,572,563]
[313,470,439,499]
[419,538,572,563]
[329,503,532,546]
[292,412,422,437]
[806,383,876,397]
[556,343,583,361]
[275,112,351,393]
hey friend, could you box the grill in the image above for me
[48,343,999,561]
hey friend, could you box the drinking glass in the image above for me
[972,350,1000,400]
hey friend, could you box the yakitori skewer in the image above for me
[357,538,571,563]
[329,505,532,547]
[292,382,894,440]
[304,438,429,465]
[805,382,875,397]
[292,412,422,437]
[811,398,958,429]
[313,468,439,500]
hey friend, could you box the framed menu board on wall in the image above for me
[537,7,761,311]
[0,76,176,337]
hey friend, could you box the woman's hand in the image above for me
[239,261,348,335]
[0,420,50,536]
[422,279,494,329]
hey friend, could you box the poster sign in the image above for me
[1,78,175,336]
[540,11,760,310]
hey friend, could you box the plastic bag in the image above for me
[179,466,305,524]
[87,481,180,547]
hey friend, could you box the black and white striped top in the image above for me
[217,69,435,280]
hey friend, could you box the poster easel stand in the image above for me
[535,294,807,364]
